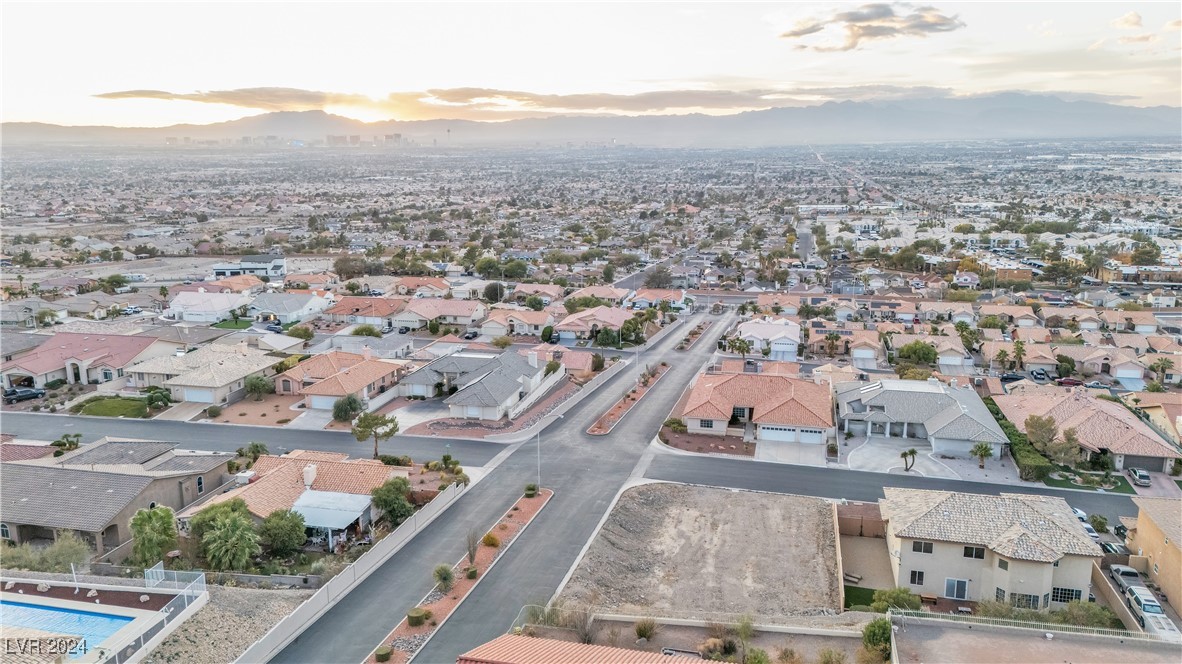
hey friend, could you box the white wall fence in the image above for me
[234,483,464,663]
[508,366,568,420]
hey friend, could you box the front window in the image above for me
[699,419,714,429]
[1051,588,1081,603]
[1010,593,1039,609]
[998,559,1009,571]
[995,587,1006,602]
[912,541,933,554]
[0,523,9,540]
[197,477,204,494]
[909,570,924,585]
[963,546,985,559]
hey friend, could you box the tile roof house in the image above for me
[207,274,265,294]
[1099,309,1160,335]
[390,276,450,298]
[283,352,409,411]
[248,292,330,324]
[0,331,49,362]
[682,373,833,443]
[1124,498,1181,610]
[509,283,564,305]
[128,342,280,405]
[165,290,254,323]
[880,488,1101,608]
[2,439,230,556]
[394,299,487,330]
[0,297,69,328]
[626,288,689,310]
[566,285,630,305]
[755,292,801,314]
[284,272,339,290]
[836,378,1007,458]
[554,306,635,341]
[1040,307,1103,331]
[443,351,555,421]
[918,301,975,325]
[323,296,409,328]
[978,304,1040,328]
[480,309,554,338]
[888,333,972,372]
[2,331,175,389]
[734,316,801,362]
[1049,345,1144,387]
[1124,391,1182,447]
[458,634,672,664]
[993,388,1180,473]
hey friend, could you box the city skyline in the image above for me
[3,1,1180,128]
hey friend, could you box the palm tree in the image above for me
[1012,340,1026,370]
[994,349,1010,372]
[131,506,178,565]
[727,337,752,360]
[51,433,82,454]
[1149,358,1174,384]
[825,333,840,358]
[901,449,917,472]
[970,442,994,469]
[159,285,169,299]
[202,512,260,572]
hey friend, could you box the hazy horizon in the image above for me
[3,2,1180,128]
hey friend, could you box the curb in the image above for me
[586,366,670,436]
[675,320,714,351]
[402,488,554,663]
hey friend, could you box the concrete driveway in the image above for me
[1131,472,1182,498]
[154,401,207,422]
[287,408,334,430]
[386,400,451,429]
[847,436,958,479]
[754,440,826,466]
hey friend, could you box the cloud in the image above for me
[1118,33,1158,44]
[1165,19,1182,31]
[1111,12,1142,29]
[94,87,374,112]
[780,3,964,51]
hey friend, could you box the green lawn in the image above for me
[213,319,253,330]
[79,397,148,418]
[1043,472,1136,495]
[844,585,878,609]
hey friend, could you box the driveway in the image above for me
[1131,472,1182,498]
[846,436,958,479]
[754,440,826,466]
[287,408,334,430]
[154,401,207,422]
[386,400,451,430]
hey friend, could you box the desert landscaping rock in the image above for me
[561,483,842,623]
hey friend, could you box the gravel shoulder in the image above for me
[560,483,842,623]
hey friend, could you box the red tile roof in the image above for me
[683,373,833,427]
[458,635,672,664]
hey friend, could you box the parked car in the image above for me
[1055,377,1083,386]
[1101,542,1131,555]
[462,330,479,340]
[1114,523,1129,540]
[1030,368,1049,380]
[397,326,410,334]
[1081,523,1101,542]
[1071,507,1087,522]
[1126,586,1166,629]
[1127,467,1152,487]
[265,323,284,334]
[4,387,46,404]
[121,306,143,315]
[1110,564,1143,593]
[1000,373,1025,383]
[1083,381,1107,389]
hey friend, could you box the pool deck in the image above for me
[1,580,177,663]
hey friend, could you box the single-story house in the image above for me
[918,302,975,325]
[836,378,1008,458]
[978,305,1040,328]
[2,332,175,389]
[627,288,689,310]
[249,292,330,324]
[480,309,554,338]
[390,276,450,298]
[734,317,801,362]
[0,298,69,328]
[206,274,265,294]
[443,351,554,420]
[128,342,279,404]
[566,286,630,306]
[510,283,564,305]
[284,272,339,290]
[889,334,972,371]
[278,350,408,410]
[554,306,635,341]
[166,290,254,323]
[393,299,487,330]
[323,296,408,328]
[682,373,834,443]
[1041,307,1102,331]
[1100,310,1160,335]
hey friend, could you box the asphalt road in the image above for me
[0,413,503,467]
[275,309,734,664]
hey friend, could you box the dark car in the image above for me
[397,326,410,334]
[1114,523,1129,540]
[1101,542,1132,555]
[1000,373,1025,383]
[4,387,46,404]
[265,323,284,334]
[1056,377,1084,386]
[1030,368,1049,381]
[462,330,479,340]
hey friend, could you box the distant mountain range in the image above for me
[4,94,1179,147]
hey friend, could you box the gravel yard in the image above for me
[143,585,312,664]
[560,483,842,623]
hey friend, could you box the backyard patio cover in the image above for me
[291,490,371,530]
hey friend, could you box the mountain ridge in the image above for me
[4,94,1179,147]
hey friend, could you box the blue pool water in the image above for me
[0,599,133,657]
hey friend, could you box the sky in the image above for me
[3,1,1180,127]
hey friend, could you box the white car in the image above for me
[1071,507,1087,522]
[1081,523,1101,542]
[1083,381,1106,389]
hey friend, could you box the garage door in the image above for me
[798,429,825,444]
[1123,455,1164,472]
[760,426,797,442]
[410,384,428,396]
[1115,367,1143,378]
[465,406,482,419]
[310,395,337,410]
[184,388,214,403]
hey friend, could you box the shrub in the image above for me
[374,646,391,662]
[855,646,887,664]
[777,648,804,664]
[379,454,413,467]
[862,618,892,658]
[433,564,455,592]
[1088,514,1109,534]
[206,405,222,418]
[817,649,848,664]
[634,617,659,640]
[276,418,290,424]
[482,533,500,548]
[870,588,920,613]
[406,608,429,627]
[524,483,538,498]
[663,417,688,433]
[0,531,91,572]
[467,566,478,579]
[332,394,363,422]
[746,649,772,664]
[45,379,66,389]
[591,353,605,371]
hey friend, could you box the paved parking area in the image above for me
[286,408,334,430]
[155,401,208,421]
[384,400,451,429]
[1130,472,1182,497]
[846,436,958,479]
[754,440,826,466]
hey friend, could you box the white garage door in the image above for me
[760,426,797,442]
[184,388,214,403]
[799,429,825,444]
[1115,367,1142,378]
[410,384,428,396]
[465,406,482,419]
[310,395,337,410]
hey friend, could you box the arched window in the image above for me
[196,477,204,494]
[0,523,10,540]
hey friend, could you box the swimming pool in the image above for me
[0,599,133,657]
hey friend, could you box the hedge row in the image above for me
[983,397,1054,481]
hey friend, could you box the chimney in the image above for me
[528,352,538,368]
[238,340,248,355]
[362,345,372,361]
[302,464,316,489]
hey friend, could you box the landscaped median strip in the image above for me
[363,486,554,664]
[674,320,712,351]
[587,362,670,435]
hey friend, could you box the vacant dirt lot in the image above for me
[561,483,841,623]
